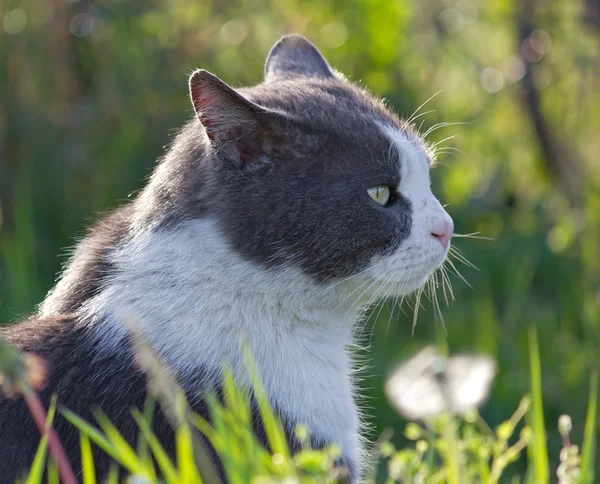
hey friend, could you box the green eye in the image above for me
[367,186,391,206]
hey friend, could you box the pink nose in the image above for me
[431,219,454,248]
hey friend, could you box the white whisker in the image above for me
[445,258,473,289]
[411,286,425,337]
[452,232,493,241]
[423,121,468,139]
[449,246,479,270]
[405,90,443,126]
[405,110,436,131]
[440,264,455,303]
[430,271,447,336]
[303,266,374,307]
[429,135,457,149]
[365,274,398,346]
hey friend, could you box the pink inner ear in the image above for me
[189,72,269,167]
[191,89,219,139]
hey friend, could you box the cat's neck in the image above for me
[81,218,359,348]
[75,218,364,465]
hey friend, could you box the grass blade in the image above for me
[527,325,549,483]
[175,417,203,483]
[106,464,119,484]
[80,434,96,484]
[241,346,290,461]
[47,458,59,484]
[94,411,146,474]
[25,395,58,484]
[137,394,156,478]
[61,408,127,470]
[131,408,180,483]
[25,434,49,484]
[580,371,598,484]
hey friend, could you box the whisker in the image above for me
[304,266,374,306]
[445,258,473,289]
[342,274,386,332]
[423,121,469,139]
[411,286,425,337]
[405,90,443,125]
[422,122,449,139]
[431,271,447,336]
[385,290,401,341]
[440,264,455,303]
[449,246,479,271]
[365,275,398,346]
[427,276,436,307]
[448,249,479,271]
[422,277,435,304]
[429,135,457,149]
[452,232,493,241]
[405,110,436,131]
[330,276,374,316]
[393,269,413,320]
[359,279,390,339]
[434,146,464,154]
[372,278,394,322]
[432,149,464,160]
[439,267,449,307]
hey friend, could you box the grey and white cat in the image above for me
[0,34,453,481]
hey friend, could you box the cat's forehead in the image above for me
[243,78,430,177]
[244,78,401,129]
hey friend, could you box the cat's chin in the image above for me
[344,270,433,306]
[388,272,432,297]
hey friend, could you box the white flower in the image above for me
[385,346,497,420]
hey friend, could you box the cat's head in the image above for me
[148,34,453,300]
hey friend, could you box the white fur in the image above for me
[80,220,364,467]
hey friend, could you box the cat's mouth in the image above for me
[360,246,451,301]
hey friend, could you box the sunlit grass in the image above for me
[1,328,597,483]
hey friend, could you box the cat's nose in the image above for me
[431,218,454,248]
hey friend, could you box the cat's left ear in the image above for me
[265,34,335,82]
[189,69,273,168]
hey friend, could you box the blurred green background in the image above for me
[1,0,599,478]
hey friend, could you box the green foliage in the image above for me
[5,337,595,483]
[1,328,598,482]
[58,368,349,483]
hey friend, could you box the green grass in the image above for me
[1,327,597,483]
[527,325,549,483]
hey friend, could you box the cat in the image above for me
[0,34,453,482]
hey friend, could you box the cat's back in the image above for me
[0,316,176,481]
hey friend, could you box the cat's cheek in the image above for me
[363,200,453,296]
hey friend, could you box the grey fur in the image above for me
[265,34,336,81]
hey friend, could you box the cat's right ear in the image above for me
[189,69,272,167]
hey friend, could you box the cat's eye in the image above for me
[367,186,392,206]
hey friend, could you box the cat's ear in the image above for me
[189,69,272,167]
[265,34,335,82]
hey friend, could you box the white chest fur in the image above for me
[80,219,363,468]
